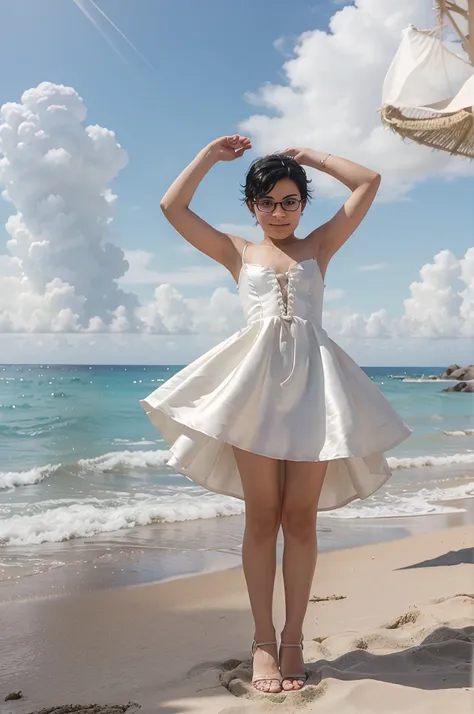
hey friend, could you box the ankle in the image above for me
[280,627,303,644]
[254,627,277,644]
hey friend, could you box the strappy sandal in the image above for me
[279,635,307,689]
[251,639,282,693]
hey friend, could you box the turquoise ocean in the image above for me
[1,364,473,594]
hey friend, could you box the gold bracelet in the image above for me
[320,153,331,169]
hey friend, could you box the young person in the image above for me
[141,135,411,693]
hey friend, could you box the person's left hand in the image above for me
[282,147,309,164]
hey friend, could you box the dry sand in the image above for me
[1,525,472,714]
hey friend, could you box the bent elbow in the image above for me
[160,198,171,213]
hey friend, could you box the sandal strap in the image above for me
[282,674,307,682]
[282,671,306,677]
[280,642,304,651]
[280,636,306,683]
[251,639,277,655]
[280,635,304,650]
[251,640,281,687]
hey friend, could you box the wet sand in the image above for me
[1,496,472,603]
[1,523,472,714]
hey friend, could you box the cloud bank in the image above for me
[1,0,473,348]
[239,0,474,199]
[0,82,139,333]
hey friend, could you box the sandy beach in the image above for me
[1,524,472,714]
[1,0,474,711]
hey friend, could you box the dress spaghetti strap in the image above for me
[241,242,250,265]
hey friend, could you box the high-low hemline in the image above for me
[140,256,412,510]
[140,396,409,511]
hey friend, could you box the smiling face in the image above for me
[243,153,311,241]
[248,178,305,240]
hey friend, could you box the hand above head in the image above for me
[281,147,309,165]
[209,134,252,162]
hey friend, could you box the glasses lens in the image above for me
[282,198,300,211]
[256,199,275,213]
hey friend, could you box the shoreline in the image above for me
[1,495,472,605]
[1,523,472,714]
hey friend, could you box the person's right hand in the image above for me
[209,134,252,162]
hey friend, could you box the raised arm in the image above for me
[283,148,381,267]
[160,135,252,271]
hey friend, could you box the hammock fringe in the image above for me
[381,105,474,157]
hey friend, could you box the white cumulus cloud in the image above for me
[398,249,473,339]
[239,0,474,200]
[325,249,474,339]
[0,81,139,333]
[0,81,241,337]
[0,65,472,345]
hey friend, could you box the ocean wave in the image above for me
[0,449,171,492]
[78,449,171,472]
[6,447,474,494]
[0,464,60,490]
[75,448,474,474]
[325,481,474,520]
[442,429,474,437]
[2,478,472,544]
[418,482,474,501]
[387,452,474,469]
[0,493,245,546]
[402,378,459,383]
[113,439,157,446]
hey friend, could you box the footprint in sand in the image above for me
[216,594,474,711]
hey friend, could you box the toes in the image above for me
[282,678,305,690]
[254,679,282,693]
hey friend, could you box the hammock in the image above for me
[381,0,474,157]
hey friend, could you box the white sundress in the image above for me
[140,242,412,510]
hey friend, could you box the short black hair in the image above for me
[242,153,313,204]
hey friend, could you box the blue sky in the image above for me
[0,0,472,365]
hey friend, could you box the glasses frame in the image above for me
[253,198,303,214]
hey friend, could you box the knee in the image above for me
[245,504,281,543]
[281,506,316,543]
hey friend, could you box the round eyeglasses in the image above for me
[254,198,302,213]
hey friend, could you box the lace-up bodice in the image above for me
[238,243,325,326]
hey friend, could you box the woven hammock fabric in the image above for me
[381,24,474,157]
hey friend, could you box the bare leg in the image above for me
[279,459,328,690]
[232,446,282,693]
